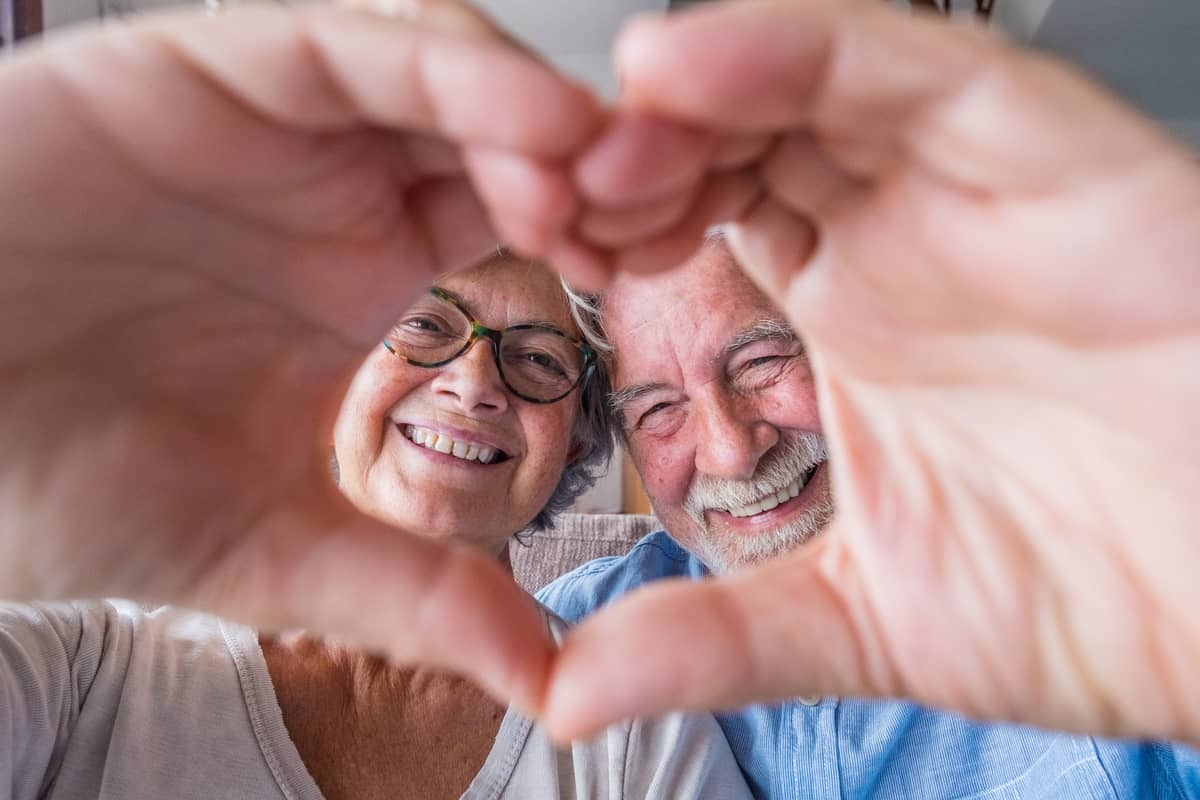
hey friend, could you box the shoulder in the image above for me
[1092,738,1200,798]
[2,600,242,684]
[1,599,143,660]
[536,530,706,623]
[1,599,232,682]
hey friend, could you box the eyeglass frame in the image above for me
[382,287,597,404]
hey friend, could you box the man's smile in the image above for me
[705,460,829,533]
[719,460,823,518]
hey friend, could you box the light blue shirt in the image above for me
[537,531,1200,800]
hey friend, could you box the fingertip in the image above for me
[474,588,560,715]
[725,199,820,299]
[712,132,776,170]
[613,231,703,276]
[540,671,610,744]
[610,167,762,274]
[544,236,616,292]
[417,543,560,712]
[613,11,669,83]
[574,191,693,248]
[464,146,579,254]
[610,2,839,132]
[411,24,603,158]
[574,112,714,207]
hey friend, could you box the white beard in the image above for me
[681,431,834,574]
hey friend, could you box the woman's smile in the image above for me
[396,421,514,466]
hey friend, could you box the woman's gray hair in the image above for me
[332,253,618,535]
[521,277,617,532]
[371,247,619,534]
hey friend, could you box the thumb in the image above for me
[724,198,820,306]
[540,533,893,740]
[196,497,555,713]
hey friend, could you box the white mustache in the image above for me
[684,432,827,521]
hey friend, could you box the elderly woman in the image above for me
[0,251,751,800]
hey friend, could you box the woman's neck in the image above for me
[260,630,506,800]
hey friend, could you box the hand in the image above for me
[547,0,1200,745]
[0,5,601,710]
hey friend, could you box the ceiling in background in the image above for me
[471,0,666,98]
[1034,0,1200,148]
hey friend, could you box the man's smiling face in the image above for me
[606,239,834,574]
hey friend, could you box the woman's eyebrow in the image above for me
[510,318,573,331]
[434,287,570,331]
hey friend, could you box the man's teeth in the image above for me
[403,425,497,464]
[725,476,803,519]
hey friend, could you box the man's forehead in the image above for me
[606,247,766,338]
[605,246,780,385]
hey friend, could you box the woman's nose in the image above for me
[429,338,510,413]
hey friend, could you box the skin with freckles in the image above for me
[335,256,580,555]
[605,241,833,574]
[265,256,582,800]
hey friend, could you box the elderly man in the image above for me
[539,235,1200,799]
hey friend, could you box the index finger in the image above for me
[539,534,889,740]
[79,4,601,158]
[613,0,1176,189]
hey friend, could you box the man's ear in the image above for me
[566,440,587,466]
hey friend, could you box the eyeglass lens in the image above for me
[384,293,586,401]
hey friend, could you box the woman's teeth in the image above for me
[403,425,499,464]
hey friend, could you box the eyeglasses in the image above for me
[383,287,595,404]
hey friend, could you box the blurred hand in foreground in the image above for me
[547,0,1200,747]
[0,3,605,711]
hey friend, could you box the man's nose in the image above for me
[429,338,509,413]
[692,393,778,481]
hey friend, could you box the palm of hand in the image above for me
[6,0,1200,744]
[738,117,1200,739]
[548,4,1200,742]
[0,6,598,706]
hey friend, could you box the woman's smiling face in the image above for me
[333,256,581,556]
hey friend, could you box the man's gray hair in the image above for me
[561,280,625,454]
[556,222,728,368]
[559,227,731,442]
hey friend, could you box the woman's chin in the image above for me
[370,499,513,551]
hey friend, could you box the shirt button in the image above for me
[798,695,821,706]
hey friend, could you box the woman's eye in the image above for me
[522,351,567,376]
[391,314,459,342]
[405,316,445,333]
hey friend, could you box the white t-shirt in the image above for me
[0,600,751,800]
